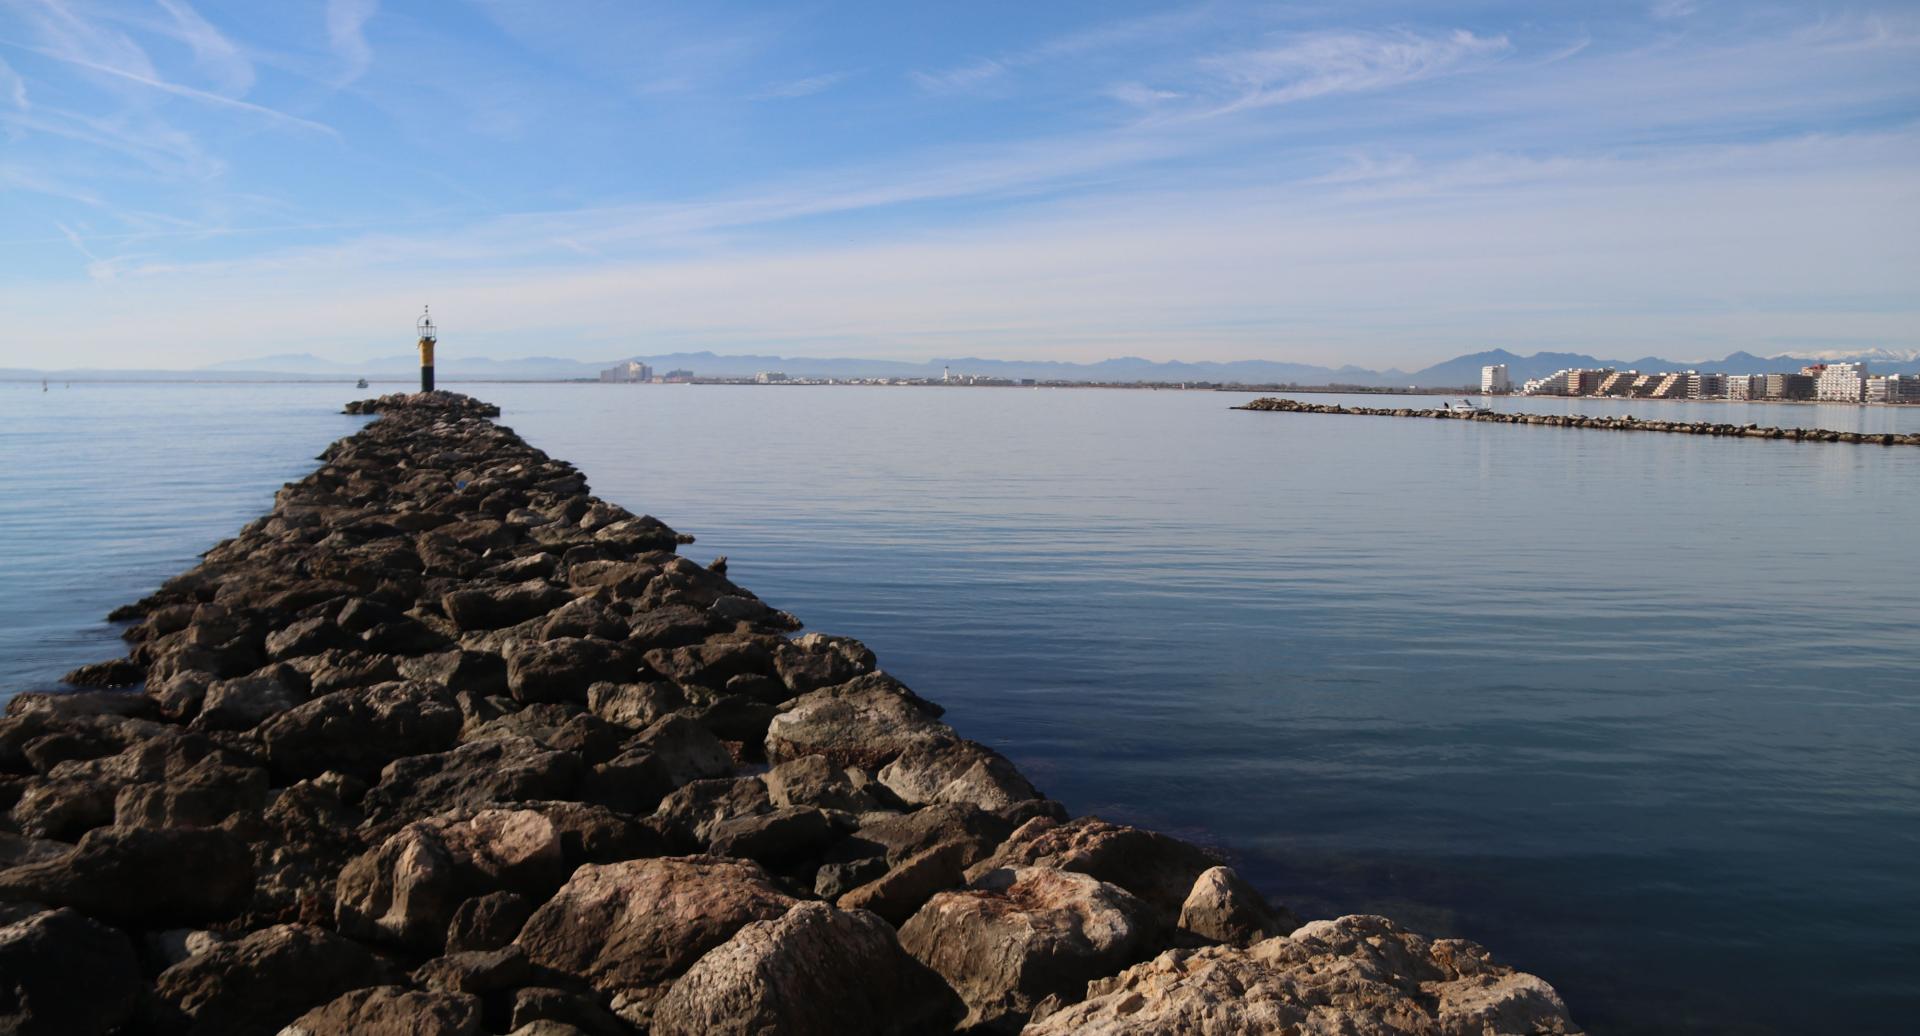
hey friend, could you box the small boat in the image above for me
[356,378,369,389]
[1442,398,1491,415]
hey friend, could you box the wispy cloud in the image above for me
[153,0,253,95]
[751,70,852,100]
[1195,29,1511,116]
[0,56,25,108]
[325,0,377,87]
[911,58,1005,94]
[1651,0,1698,20]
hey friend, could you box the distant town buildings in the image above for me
[1867,373,1920,404]
[755,371,788,384]
[1481,364,1511,394]
[598,361,652,383]
[1515,356,1911,404]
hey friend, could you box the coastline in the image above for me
[1236,396,1920,446]
[0,391,1580,1034]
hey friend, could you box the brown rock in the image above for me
[654,901,960,1036]
[836,838,969,926]
[1023,914,1582,1035]
[0,825,252,927]
[337,807,567,951]
[1177,865,1298,946]
[763,673,950,769]
[964,816,1219,922]
[877,738,1039,811]
[0,906,142,1036]
[897,866,1165,1032]
[260,681,462,782]
[514,855,796,1002]
[281,986,483,1036]
[154,923,393,1036]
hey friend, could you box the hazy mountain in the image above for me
[9,347,1914,386]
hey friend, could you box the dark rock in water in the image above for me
[0,906,143,1036]
[153,923,394,1036]
[0,825,253,927]
[655,901,961,1036]
[280,985,483,1036]
[260,681,463,782]
[897,866,1166,1032]
[444,890,533,953]
[60,657,147,688]
[1178,864,1299,946]
[514,855,796,1006]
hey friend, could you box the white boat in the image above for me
[1442,398,1492,415]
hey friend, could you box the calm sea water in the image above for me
[4,381,1917,1034]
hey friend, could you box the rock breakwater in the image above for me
[1237,396,1920,446]
[2,392,1582,1035]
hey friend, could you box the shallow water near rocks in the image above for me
[3,381,1917,1034]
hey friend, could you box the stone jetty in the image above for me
[1,391,1581,1035]
[1236,396,1920,446]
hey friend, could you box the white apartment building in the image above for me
[1481,364,1511,394]
[1726,374,1766,400]
[1812,362,1868,402]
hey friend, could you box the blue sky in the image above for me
[1,1,1915,368]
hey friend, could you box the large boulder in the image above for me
[877,738,1039,811]
[763,753,891,814]
[964,816,1220,922]
[514,855,796,1006]
[897,866,1165,1032]
[1023,914,1583,1035]
[359,737,583,836]
[506,637,641,703]
[280,986,483,1036]
[337,807,568,951]
[0,906,142,1035]
[654,901,960,1036]
[763,673,950,769]
[0,825,252,927]
[154,923,393,1036]
[441,579,572,632]
[1178,865,1298,946]
[260,681,462,781]
[836,838,969,926]
[194,665,308,731]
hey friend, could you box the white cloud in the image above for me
[325,0,378,86]
[1651,0,1698,20]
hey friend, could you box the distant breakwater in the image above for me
[1236,396,1920,446]
[0,390,1579,1035]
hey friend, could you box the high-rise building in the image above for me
[1811,362,1868,402]
[1867,374,1920,404]
[598,361,652,383]
[1688,373,1727,399]
[1481,364,1511,394]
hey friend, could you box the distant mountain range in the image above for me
[8,347,1917,386]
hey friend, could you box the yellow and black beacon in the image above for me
[417,305,437,393]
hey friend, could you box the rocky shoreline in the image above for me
[1236,396,1920,445]
[2,391,1581,1035]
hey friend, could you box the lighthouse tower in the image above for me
[416,306,437,393]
